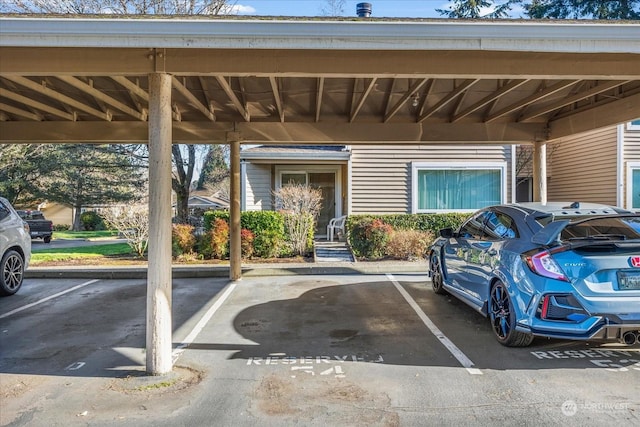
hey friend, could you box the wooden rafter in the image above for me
[518,80,630,122]
[451,79,529,123]
[215,75,250,122]
[0,87,75,120]
[111,76,149,102]
[269,76,284,123]
[57,76,146,121]
[315,77,324,123]
[418,79,479,123]
[384,79,397,118]
[485,79,579,123]
[0,102,43,121]
[3,75,112,121]
[172,76,215,121]
[384,78,428,123]
[350,77,377,123]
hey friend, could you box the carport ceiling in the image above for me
[1,17,639,145]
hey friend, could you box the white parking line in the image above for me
[0,279,100,320]
[172,281,238,365]
[387,274,482,375]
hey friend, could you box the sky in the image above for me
[229,1,523,19]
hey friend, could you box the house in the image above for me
[545,120,640,209]
[241,144,517,235]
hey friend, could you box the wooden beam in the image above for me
[548,91,640,141]
[0,87,75,120]
[0,120,545,144]
[350,78,377,123]
[518,80,630,122]
[6,48,637,79]
[269,76,284,123]
[451,79,529,123]
[2,75,111,121]
[384,78,428,123]
[485,80,579,123]
[315,77,324,123]
[57,75,146,120]
[418,79,478,123]
[215,75,250,122]
[172,76,215,121]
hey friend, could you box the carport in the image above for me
[1,16,639,375]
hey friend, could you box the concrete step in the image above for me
[314,241,355,263]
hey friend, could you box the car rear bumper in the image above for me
[518,315,640,342]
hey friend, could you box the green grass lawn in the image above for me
[53,230,120,240]
[31,243,133,264]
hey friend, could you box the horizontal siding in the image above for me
[623,125,640,208]
[244,164,272,211]
[350,145,512,214]
[548,127,617,205]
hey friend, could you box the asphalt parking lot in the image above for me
[1,273,639,426]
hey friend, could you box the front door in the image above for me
[309,172,335,235]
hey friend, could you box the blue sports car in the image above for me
[428,202,640,347]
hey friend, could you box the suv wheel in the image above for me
[1,250,25,296]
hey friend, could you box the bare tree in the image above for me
[0,0,237,14]
[102,205,150,257]
[320,0,346,16]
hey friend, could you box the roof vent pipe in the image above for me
[356,2,372,17]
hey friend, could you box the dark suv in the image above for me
[0,197,31,296]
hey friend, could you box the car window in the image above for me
[458,211,488,239]
[561,216,640,241]
[0,201,9,221]
[484,211,518,239]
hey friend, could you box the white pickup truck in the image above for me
[0,197,31,296]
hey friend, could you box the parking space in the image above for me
[1,274,639,426]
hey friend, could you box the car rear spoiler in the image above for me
[531,220,570,246]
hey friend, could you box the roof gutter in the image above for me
[1,17,639,53]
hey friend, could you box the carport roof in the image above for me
[1,15,639,145]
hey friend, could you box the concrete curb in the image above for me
[26,261,428,279]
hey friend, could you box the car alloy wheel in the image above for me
[1,250,25,296]
[489,280,533,347]
[430,253,447,295]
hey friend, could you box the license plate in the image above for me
[618,271,640,290]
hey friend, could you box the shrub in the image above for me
[172,224,196,257]
[210,218,230,259]
[274,184,322,256]
[386,229,434,261]
[241,228,255,259]
[349,217,393,259]
[53,223,70,231]
[347,213,470,238]
[102,205,149,257]
[80,211,105,231]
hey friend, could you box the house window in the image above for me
[627,119,640,130]
[412,162,507,213]
[281,172,307,186]
[627,162,640,210]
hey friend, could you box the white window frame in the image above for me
[411,161,508,214]
[625,161,640,210]
[627,119,640,131]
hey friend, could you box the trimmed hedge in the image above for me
[346,213,471,259]
[346,213,470,236]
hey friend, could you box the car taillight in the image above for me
[523,250,569,282]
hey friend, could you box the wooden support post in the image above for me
[147,73,173,375]
[228,132,242,281]
[533,140,547,204]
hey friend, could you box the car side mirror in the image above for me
[439,228,454,238]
